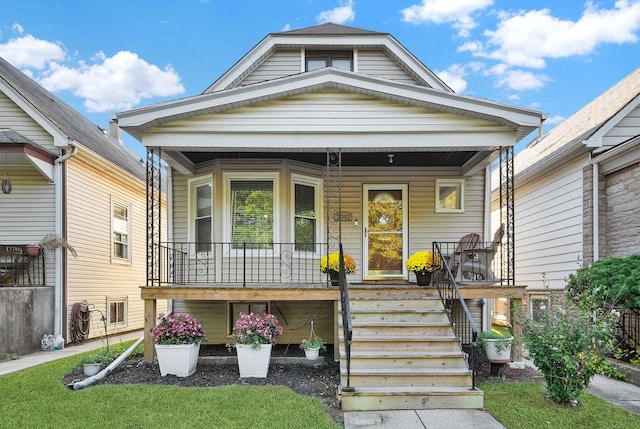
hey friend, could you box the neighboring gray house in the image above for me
[506,67,640,304]
[0,56,166,356]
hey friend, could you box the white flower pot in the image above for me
[236,344,272,378]
[83,363,102,377]
[483,337,513,364]
[155,343,200,377]
[304,347,321,361]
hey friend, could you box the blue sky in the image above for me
[2,0,640,157]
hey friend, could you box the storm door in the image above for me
[363,184,408,280]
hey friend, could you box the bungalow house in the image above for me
[117,23,543,410]
[504,67,640,315]
[0,57,167,357]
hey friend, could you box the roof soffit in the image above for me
[119,69,542,141]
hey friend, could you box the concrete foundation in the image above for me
[0,287,54,356]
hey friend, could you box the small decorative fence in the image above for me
[617,309,640,357]
[158,242,331,286]
[0,245,45,287]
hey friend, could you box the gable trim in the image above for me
[585,93,640,148]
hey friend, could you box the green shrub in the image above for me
[566,254,640,310]
[520,294,618,405]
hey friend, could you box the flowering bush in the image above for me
[231,312,283,349]
[319,251,356,274]
[405,250,441,273]
[150,313,206,345]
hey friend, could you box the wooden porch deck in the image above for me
[141,282,527,362]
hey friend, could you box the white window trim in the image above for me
[223,172,280,250]
[111,198,132,264]
[291,174,323,255]
[188,175,214,246]
[435,178,466,213]
[107,296,128,327]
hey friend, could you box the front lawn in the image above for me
[481,381,640,429]
[0,354,338,429]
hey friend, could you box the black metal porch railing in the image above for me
[433,241,478,390]
[338,244,353,391]
[158,242,331,286]
[0,245,45,287]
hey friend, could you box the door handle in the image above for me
[364,227,367,237]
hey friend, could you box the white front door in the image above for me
[363,184,408,280]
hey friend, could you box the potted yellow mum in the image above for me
[405,250,440,286]
[319,251,356,286]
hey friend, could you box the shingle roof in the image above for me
[0,56,145,181]
[274,22,384,36]
[0,129,41,146]
[515,67,640,175]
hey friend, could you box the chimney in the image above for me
[109,119,123,144]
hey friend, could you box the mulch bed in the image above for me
[62,345,542,423]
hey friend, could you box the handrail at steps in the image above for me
[433,241,478,390]
[338,244,354,391]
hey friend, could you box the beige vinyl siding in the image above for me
[357,50,418,85]
[514,154,589,291]
[65,154,166,340]
[172,299,335,345]
[154,90,506,136]
[238,50,301,86]
[0,92,56,150]
[602,105,640,149]
[171,162,485,283]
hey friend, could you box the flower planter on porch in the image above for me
[414,271,432,286]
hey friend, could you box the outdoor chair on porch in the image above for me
[458,225,504,282]
[445,233,481,282]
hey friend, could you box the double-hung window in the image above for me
[111,199,131,263]
[189,177,213,253]
[292,175,322,251]
[225,173,278,249]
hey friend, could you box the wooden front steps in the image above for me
[339,287,483,411]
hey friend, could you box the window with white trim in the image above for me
[189,177,213,252]
[292,175,322,251]
[108,297,127,326]
[111,200,131,263]
[225,173,278,249]
[306,50,353,71]
[435,179,465,213]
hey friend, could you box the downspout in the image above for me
[592,161,599,262]
[54,143,78,341]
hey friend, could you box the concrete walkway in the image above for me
[2,344,639,428]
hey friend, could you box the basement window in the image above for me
[108,297,127,326]
[227,302,269,336]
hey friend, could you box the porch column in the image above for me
[146,147,162,287]
[144,298,157,362]
[499,146,515,286]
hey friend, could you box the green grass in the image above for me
[481,381,640,429]
[0,351,338,429]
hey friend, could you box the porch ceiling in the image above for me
[180,150,486,167]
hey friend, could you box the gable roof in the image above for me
[204,23,452,93]
[0,56,145,181]
[515,67,640,178]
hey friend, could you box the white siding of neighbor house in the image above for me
[0,92,56,151]
[65,154,166,340]
[602,105,640,149]
[357,50,418,84]
[153,90,508,137]
[512,153,590,291]
[238,50,301,86]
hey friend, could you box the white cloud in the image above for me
[435,64,468,92]
[318,0,355,24]
[545,115,565,125]
[12,23,24,34]
[401,0,493,37]
[0,34,66,69]
[282,23,291,32]
[469,1,640,68]
[38,51,185,112]
[487,66,550,91]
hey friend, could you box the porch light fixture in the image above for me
[2,152,11,194]
[388,154,394,164]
